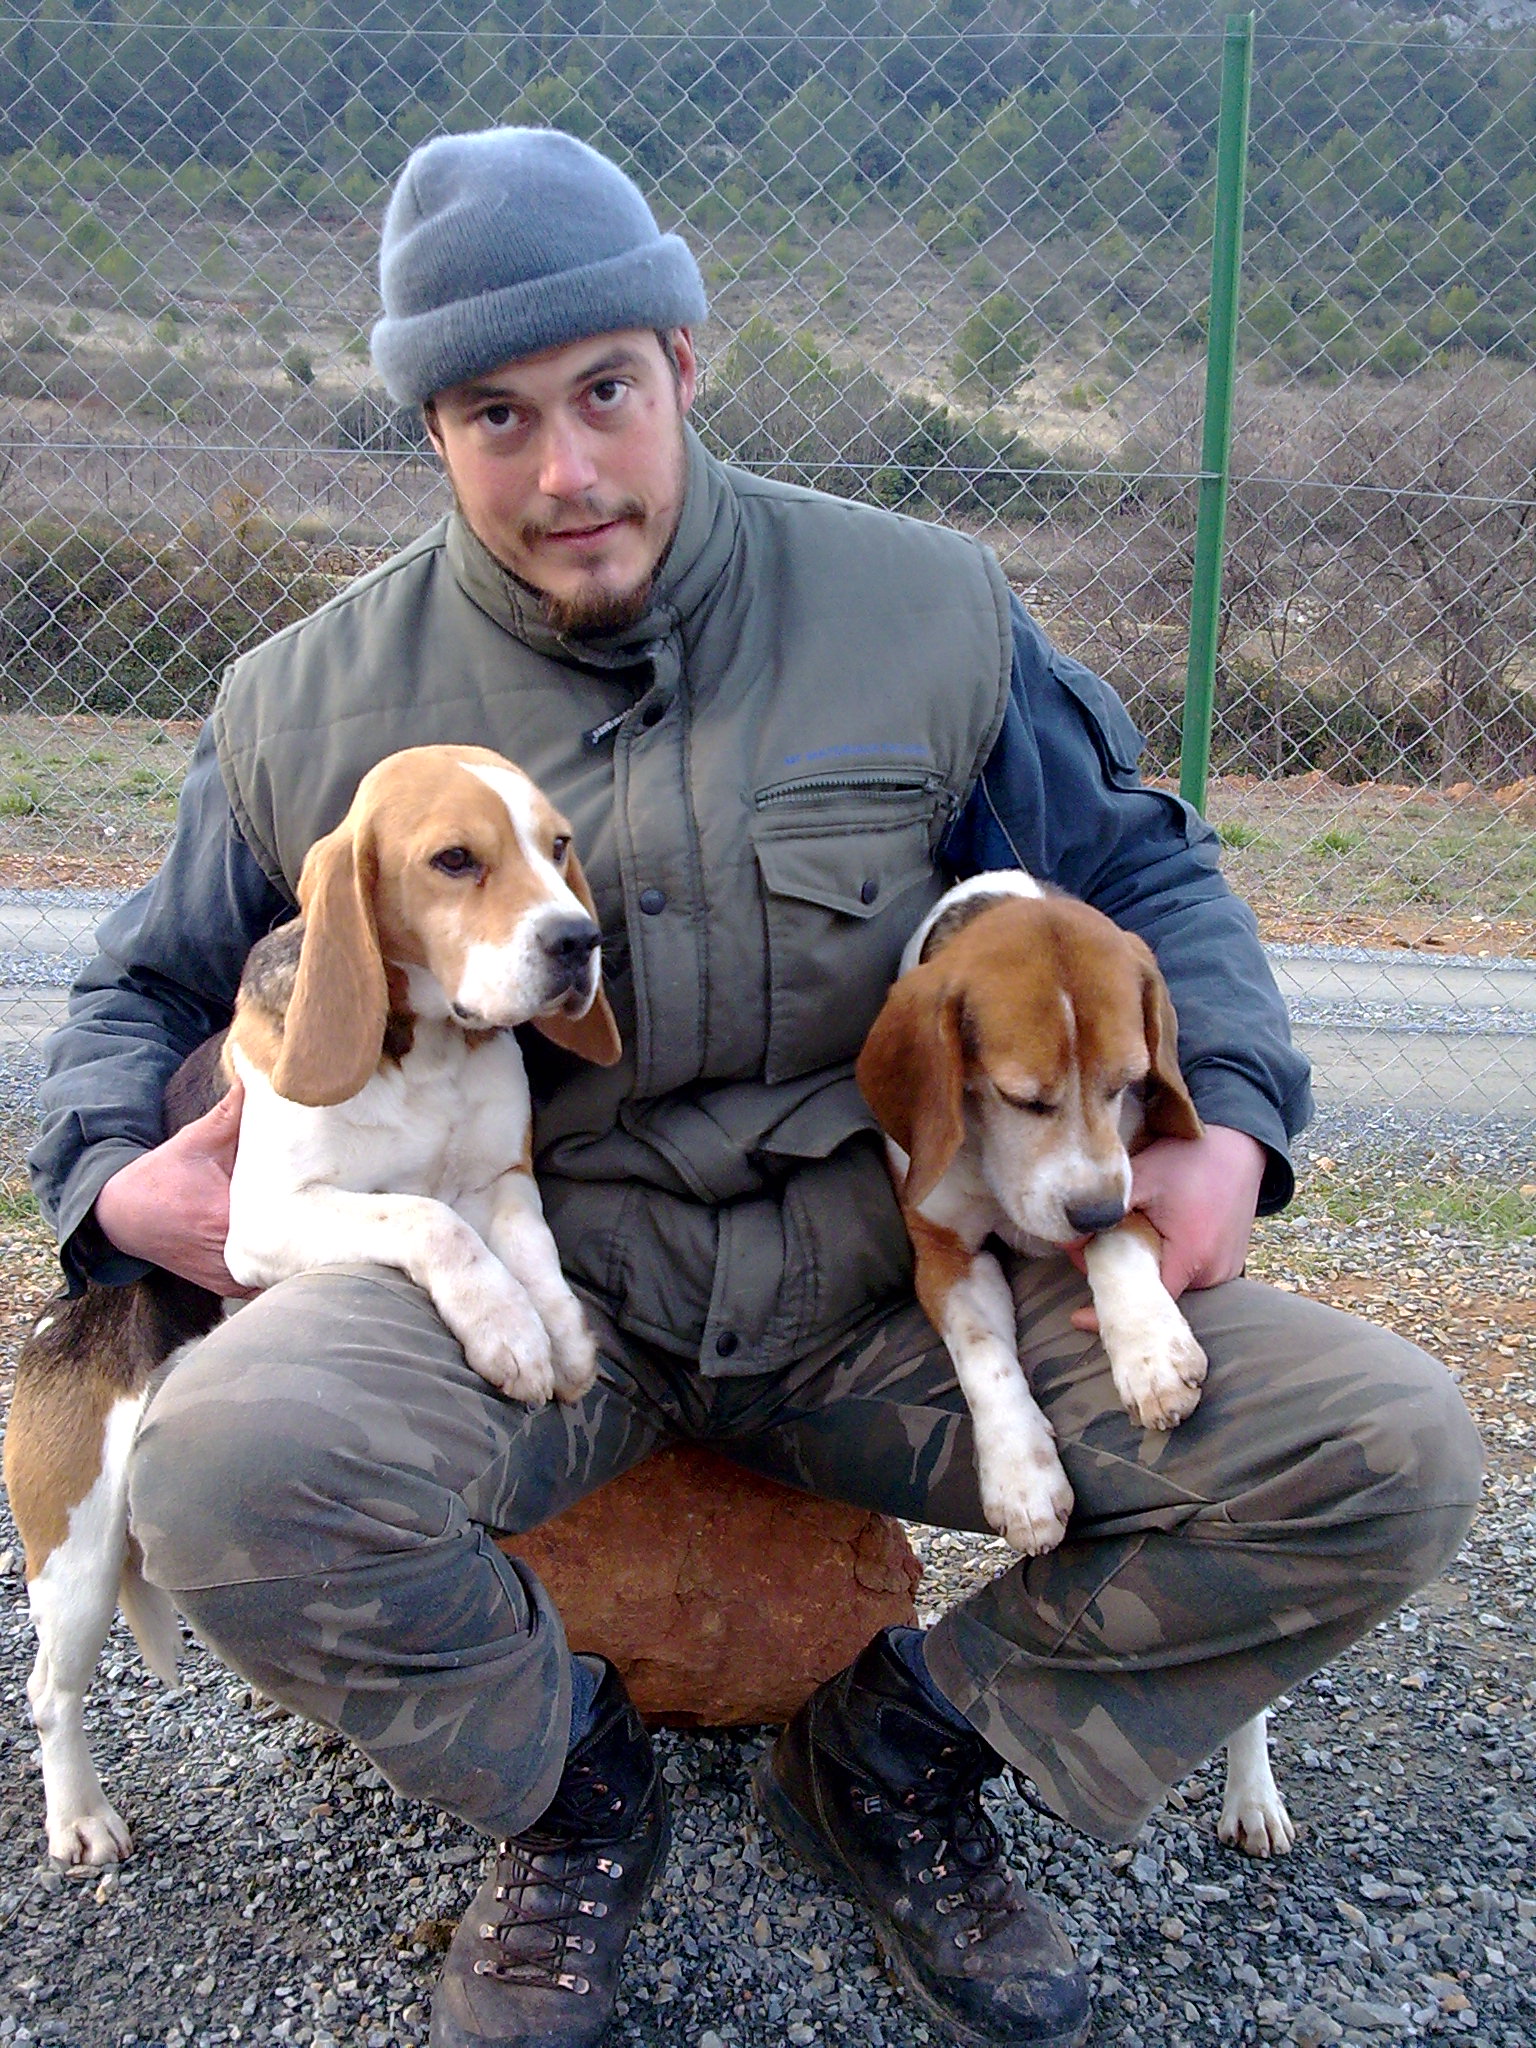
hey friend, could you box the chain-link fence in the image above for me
[0,2,1533,1213]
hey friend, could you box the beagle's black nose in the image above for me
[542,917,600,970]
[1065,1196,1127,1237]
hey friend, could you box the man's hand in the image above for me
[94,1081,256,1298]
[1070,1123,1266,1332]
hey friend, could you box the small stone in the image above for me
[1289,2007,1343,2047]
[1334,1999,1408,2030]
[787,2027,816,2046]
[699,2034,727,2048]
[753,1915,773,1947]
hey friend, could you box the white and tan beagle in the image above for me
[858,870,1295,1857]
[2,744,621,1868]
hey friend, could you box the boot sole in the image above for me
[751,1753,1090,2048]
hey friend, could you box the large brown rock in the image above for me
[500,1444,922,1726]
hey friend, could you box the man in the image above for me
[33,130,1481,2048]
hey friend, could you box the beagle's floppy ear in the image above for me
[1134,943,1203,1144]
[531,844,623,1069]
[271,814,391,1106]
[856,966,969,1210]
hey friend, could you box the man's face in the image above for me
[425,327,697,636]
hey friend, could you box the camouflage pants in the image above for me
[129,1255,1482,1844]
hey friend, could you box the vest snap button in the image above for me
[714,1331,739,1357]
[640,701,665,728]
[860,878,879,905]
[638,887,666,915]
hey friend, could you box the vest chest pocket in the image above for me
[752,781,949,1086]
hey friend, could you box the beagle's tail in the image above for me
[118,1541,180,1691]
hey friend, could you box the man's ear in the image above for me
[421,397,444,458]
[670,328,698,413]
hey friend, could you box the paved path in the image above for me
[1266,948,1536,1115]
[1,897,1533,1115]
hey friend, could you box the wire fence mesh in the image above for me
[0,2,1532,1216]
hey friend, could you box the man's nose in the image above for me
[537,418,601,501]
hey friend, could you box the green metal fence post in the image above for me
[1179,11,1255,814]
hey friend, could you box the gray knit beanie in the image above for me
[371,127,708,406]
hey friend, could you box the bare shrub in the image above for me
[0,490,331,717]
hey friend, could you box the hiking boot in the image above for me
[431,1659,668,2047]
[753,1630,1089,2048]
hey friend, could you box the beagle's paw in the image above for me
[440,1268,556,1406]
[977,1440,1075,1556]
[1218,1782,1296,1859]
[544,1297,599,1405]
[1216,1714,1295,1857]
[1110,1316,1209,1432]
[48,1800,133,1869]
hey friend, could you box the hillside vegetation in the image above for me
[2,0,1536,375]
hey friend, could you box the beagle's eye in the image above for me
[999,1088,1057,1117]
[550,835,571,865]
[430,846,482,878]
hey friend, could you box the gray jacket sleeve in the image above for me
[942,598,1312,1212]
[28,721,293,1289]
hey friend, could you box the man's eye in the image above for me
[430,846,481,877]
[481,403,515,428]
[588,379,626,408]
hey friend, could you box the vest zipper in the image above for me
[753,769,954,812]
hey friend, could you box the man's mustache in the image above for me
[521,497,646,545]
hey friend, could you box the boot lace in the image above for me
[473,1755,632,1995]
[861,1738,1015,1950]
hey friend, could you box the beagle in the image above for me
[3,745,621,1868]
[858,870,1295,1857]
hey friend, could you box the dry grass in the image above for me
[0,713,199,877]
[1201,772,1536,956]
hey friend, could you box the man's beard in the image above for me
[537,561,658,638]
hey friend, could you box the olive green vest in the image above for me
[213,431,1012,1373]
